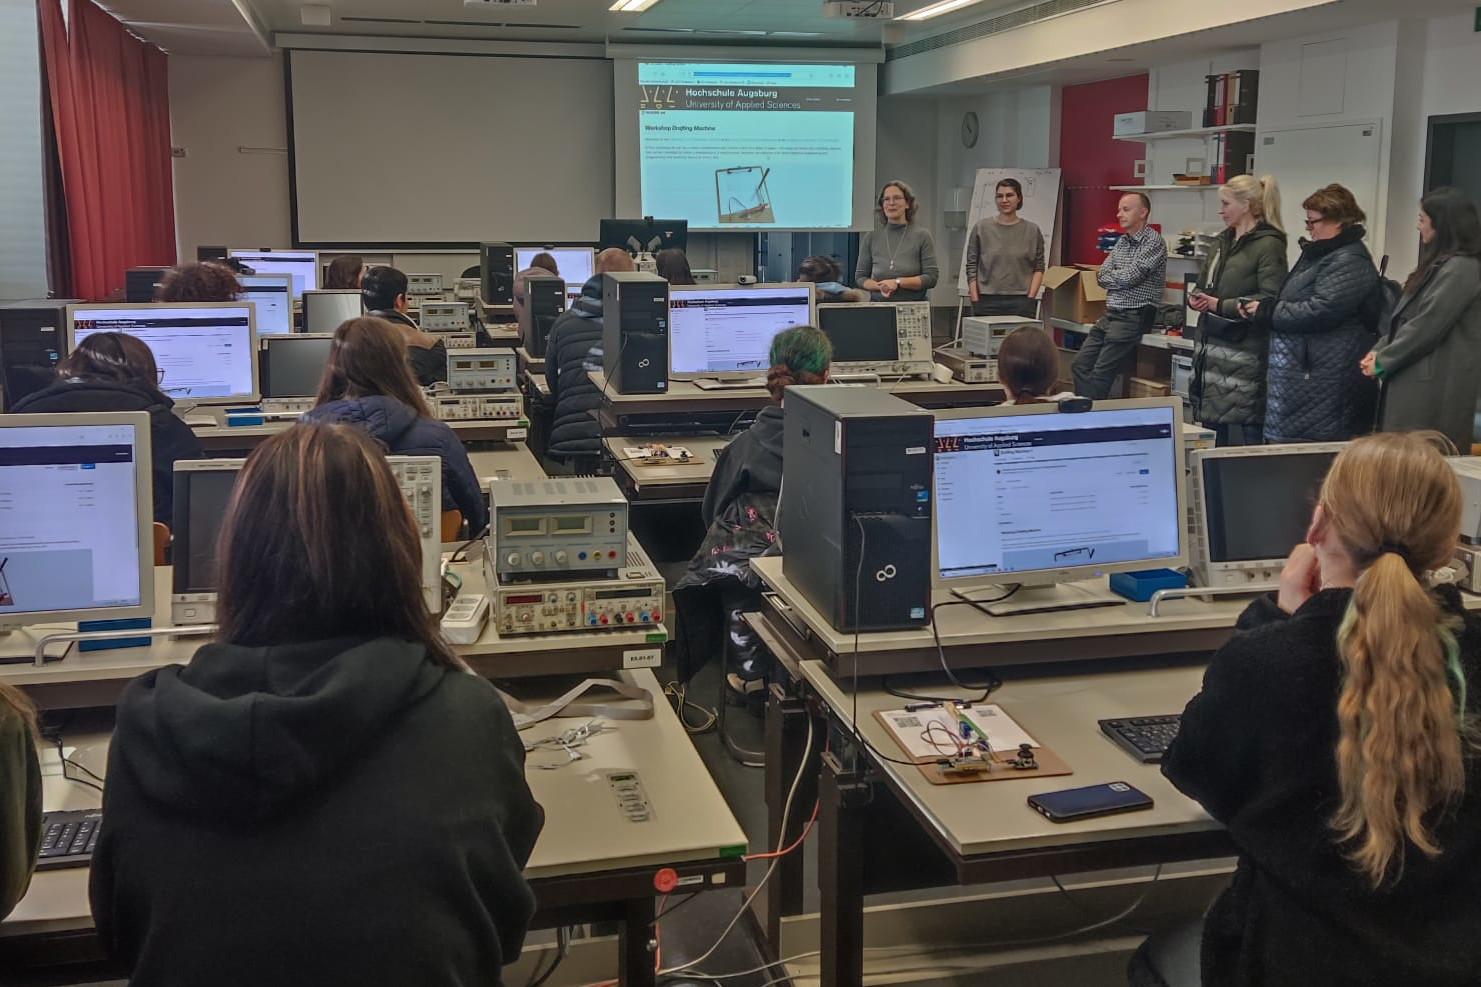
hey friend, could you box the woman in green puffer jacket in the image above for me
[1188,174,1290,446]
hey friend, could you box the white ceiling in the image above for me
[102,0,1035,54]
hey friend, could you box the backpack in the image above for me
[1363,254,1404,335]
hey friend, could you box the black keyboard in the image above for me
[1100,715,1181,763]
[35,809,101,870]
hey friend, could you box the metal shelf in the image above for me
[1112,124,1256,142]
[1110,184,1220,192]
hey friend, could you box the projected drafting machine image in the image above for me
[716,166,775,224]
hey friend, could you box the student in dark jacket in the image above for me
[0,682,40,921]
[1365,187,1481,451]
[90,424,543,987]
[543,247,636,467]
[673,327,832,691]
[303,317,487,534]
[1133,432,1481,987]
[362,265,447,386]
[1187,175,1288,445]
[1243,184,1378,443]
[12,332,204,522]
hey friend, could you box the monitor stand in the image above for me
[0,626,75,665]
[692,377,766,391]
[952,582,1125,618]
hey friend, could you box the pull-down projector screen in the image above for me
[614,59,878,232]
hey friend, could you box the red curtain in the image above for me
[1060,75,1149,266]
[38,0,176,301]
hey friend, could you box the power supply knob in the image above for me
[531,551,545,566]
[554,551,568,564]
[505,553,521,568]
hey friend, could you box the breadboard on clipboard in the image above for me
[872,704,1073,786]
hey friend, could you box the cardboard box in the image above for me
[1112,110,1193,136]
[1042,265,1108,326]
[1129,376,1172,398]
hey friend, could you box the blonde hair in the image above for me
[1320,432,1470,886]
[1224,174,1284,232]
[0,681,38,741]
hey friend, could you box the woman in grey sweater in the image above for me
[965,178,1045,317]
[1365,187,1481,451]
[856,179,939,302]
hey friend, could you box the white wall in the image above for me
[170,53,292,257]
[0,0,49,300]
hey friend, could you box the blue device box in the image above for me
[1109,568,1188,603]
[77,617,152,652]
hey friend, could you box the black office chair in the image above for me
[460,265,480,279]
[1128,918,1204,987]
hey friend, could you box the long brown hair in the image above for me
[997,326,1060,403]
[215,423,461,667]
[315,317,432,417]
[765,326,831,403]
[1320,432,1470,886]
[59,332,161,393]
[324,255,365,290]
[0,682,38,741]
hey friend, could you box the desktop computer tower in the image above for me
[601,272,669,394]
[0,299,78,411]
[521,274,566,358]
[196,245,228,261]
[779,386,933,632]
[125,266,168,303]
[480,242,515,306]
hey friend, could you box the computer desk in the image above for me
[516,345,546,378]
[0,669,748,987]
[603,434,731,503]
[4,566,670,711]
[190,416,531,454]
[590,372,1005,430]
[470,441,546,492]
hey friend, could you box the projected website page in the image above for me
[638,63,856,230]
[934,408,1180,580]
[0,423,144,617]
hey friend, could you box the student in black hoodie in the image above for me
[673,326,832,691]
[1133,431,1481,987]
[11,332,203,521]
[90,423,543,987]
[362,264,447,385]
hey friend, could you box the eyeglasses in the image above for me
[1304,216,1327,229]
[882,195,907,203]
[156,369,166,384]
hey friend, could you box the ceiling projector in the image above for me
[822,1,896,16]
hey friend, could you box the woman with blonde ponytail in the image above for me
[1,681,41,920]
[1187,174,1289,445]
[1133,432,1481,987]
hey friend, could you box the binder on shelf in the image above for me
[1231,69,1260,125]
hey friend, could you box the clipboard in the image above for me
[716,166,776,224]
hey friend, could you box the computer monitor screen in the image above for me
[227,249,319,300]
[599,218,688,255]
[238,273,294,335]
[171,461,243,597]
[302,290,362,332]
[817,305,898,363]
[0,413,153,629]
[69,304,259,402]
[261,334,334,399]
[1202,449,1338,562]
[669,284,816,378]
[514,246,594,301]
[932,401,1184,586]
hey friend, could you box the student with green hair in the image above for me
[673,327,832,701]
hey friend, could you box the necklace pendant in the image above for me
[890,260,895,270]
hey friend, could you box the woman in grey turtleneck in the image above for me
[855,179,939,303]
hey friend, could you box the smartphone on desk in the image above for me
[1028,782,1153,823]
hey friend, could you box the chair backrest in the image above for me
[152,522,170,566]
[440,510,463,542]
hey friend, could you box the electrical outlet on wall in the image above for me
[171,147,186,158]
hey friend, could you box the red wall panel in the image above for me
[1059,74,1148,266]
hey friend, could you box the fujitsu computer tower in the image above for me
[521,274,566,358]
[0,300,79,411]
[779,385,933,632]
[479,242,515,306]
[601,272,669,394]
[125,266,168,303]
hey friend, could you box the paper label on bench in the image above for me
[623,647,661,669]
[507,427,528,440]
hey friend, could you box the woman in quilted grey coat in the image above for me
[1242,184,1378,443]
[1188,174,1289,446]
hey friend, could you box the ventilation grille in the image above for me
[887,0,1115,60]
[340,15,581,29]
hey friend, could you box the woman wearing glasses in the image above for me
[856,179,940,302]
[11,332,203,521]
[1240,184,1379,443]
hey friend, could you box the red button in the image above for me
[626,612,636,622]
[654,868,679,893]
[600,615,609,625]
[608,550,617,559]
[653,611,662,621]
